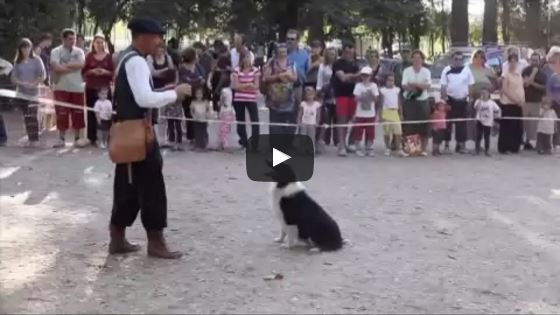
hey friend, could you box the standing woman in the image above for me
[147,44,176,143]
[468,49,497,143]
[545,47,560,149]
[11,38,46,147]
[306,40,323,88]
[367,49,385,86]
[177,47,206,143]
[401,50,432,156]
[82,35,115,146]
[498,54,525,154]
[231,51,260,148]
[316,47,338,147]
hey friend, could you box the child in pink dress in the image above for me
[432,101,449,156]
[218,87,235,151]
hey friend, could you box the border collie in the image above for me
[269,163,344,252]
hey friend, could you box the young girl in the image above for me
[380,74,407,157]
[298,86,321,151]
[474,88,501,156]
[352,66,379,157]
[536,96,558,155]
[164,99,184,151]
[93,88,113,149]
[218,82,235,152]
[190,87,212,151]
[431,101,449,156]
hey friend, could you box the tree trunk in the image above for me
[483,0,498,45]
[230,0,253,34]
[441,0,447,53]
[381,27,394,57]
[77,0,85,35]
[450,0,469,46]
[307,0,324,42]
[278,0,300,41]
[525,0,542,48]
[501,0,511,44]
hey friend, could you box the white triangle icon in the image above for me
[272,148,291,167]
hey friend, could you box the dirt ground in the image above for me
[1,110,560,314]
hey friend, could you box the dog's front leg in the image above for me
[282,226,299,249]
[274,228,286,243]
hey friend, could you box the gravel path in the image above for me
[1,110,560,314]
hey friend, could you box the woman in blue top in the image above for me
[11,38,46,147]
[546,47,560,148]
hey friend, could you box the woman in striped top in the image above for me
[231,52,260,148]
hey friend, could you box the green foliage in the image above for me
[0,0,76,59]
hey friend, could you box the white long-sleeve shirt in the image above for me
[316,63,333,92]
[124,55,177,109]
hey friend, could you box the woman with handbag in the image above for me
[109,17,192,260]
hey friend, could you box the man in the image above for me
[230,33,254,69]
[440,51,475,153]
[109,17,191,259]
[37,33,53,85]
[331,42,360,156]
[77,34,88,53]
[395,46,412,89]
[522,52,548,150]
[50,28,87,148]
[286,29,310,105]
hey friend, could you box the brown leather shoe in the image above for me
[146,230,182,259]
[108,225,141,254]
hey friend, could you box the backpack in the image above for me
[263,59,295,111]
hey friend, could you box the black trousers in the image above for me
[269,108,297,135]
[233,101,260,147]
[444,97,468,143]
[182,98,195,141]
[322,102,339,145]
[498,104,523,154]
[167,119,183,143]
[476,122,491,152]
[193,121,208,149]
[111,142,167,230]
[86,88,112,143]
[15,98,39,142]
[536,132,553,154]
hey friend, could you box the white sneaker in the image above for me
[384,149,391,156]
[367,150,375,157]
[338,147,348,157]
[397,150,409,157]
[73,139,89,148]
[99,142,107,149]
[347,144,357,153]
[356,150,365,157]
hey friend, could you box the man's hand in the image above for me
[175,83,192,100]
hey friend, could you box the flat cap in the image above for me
[127,17,165,35]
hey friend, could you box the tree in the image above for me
[450,0,469,46]
[525,0,543,48]
[483,0,498,44]
[0,0,76,58]
[501,0,511,43]
[87,0,133,52]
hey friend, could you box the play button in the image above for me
[272,148,291,167]
[246,134,314,182]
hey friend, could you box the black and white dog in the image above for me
[269,163,344,252]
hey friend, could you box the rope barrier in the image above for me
[1,88,559,129]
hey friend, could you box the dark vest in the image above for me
[114,49,147,121]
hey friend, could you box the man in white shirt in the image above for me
[109,17,192,260]
[230,33,254,68]
[440,51,475,153]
